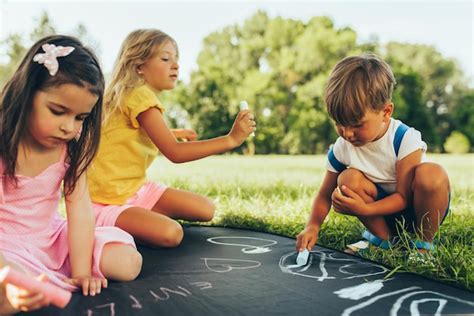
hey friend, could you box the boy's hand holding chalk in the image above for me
[0,266,72,308]
[239,100,255,137]
[296,249,310,266]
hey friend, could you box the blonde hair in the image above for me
[104,29,178,119]
[324,52,396,126]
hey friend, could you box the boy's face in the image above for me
[138,40,179,92]
[26,83,97,150]
[335,103,393,146]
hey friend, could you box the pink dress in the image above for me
[0,147,136,291]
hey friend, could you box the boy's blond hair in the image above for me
[104,29,178,119]
[324,52,396,126]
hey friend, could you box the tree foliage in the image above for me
[0,12,99,86]
[2,11,471,154]
[166,11,471,154]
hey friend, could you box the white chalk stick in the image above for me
[239,100,255,137]
[296,249,310,265]
[239,100,249,110]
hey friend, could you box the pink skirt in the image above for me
[93,182,168,227]
[1,224,135,291]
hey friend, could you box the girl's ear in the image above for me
[383,102,394,122]
[136,65,143,75]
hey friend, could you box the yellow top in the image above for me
[88,85,165,205]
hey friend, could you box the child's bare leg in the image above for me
[412,163,450,242]
[337,168,391,240]
[116,208,184,247]
[99,243,142,282]
[152,188,215,222]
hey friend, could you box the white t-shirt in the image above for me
[326,118,427,193]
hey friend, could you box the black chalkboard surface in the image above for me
[27,225,473,315]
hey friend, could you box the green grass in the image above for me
[148,154,474,291]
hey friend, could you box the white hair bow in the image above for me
[33,44,75,76]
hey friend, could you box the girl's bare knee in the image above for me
[200,198,215,222]
[120,250,143,281]
[158,223,184,248]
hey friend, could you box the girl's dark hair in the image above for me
[0,35,104,195]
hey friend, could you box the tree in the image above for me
[444,131,471,154]
[171,12,366,154]
[163,12,471,154]
[450,89,474,149]
[384,42,467,151]
[0,12,99,87]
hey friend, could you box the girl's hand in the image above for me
[228,110,256,147]
[172,128,197,141]
[296,224,320,252]
[64,275,107,296]
[5,274,50,312]
[331,185,368,215]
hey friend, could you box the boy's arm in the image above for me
[296,171,338,251]
[137,107,253,163]
[65,173,95,279]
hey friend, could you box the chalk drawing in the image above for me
[86,281,213,315]
[334,280,385,300]
[207,236,277,254]
[190,281,212,290]
[202,258,261,273]
[390,290,474,316]
[410,298,447,316]
[340,287,474,316]
[129,295,142,309]
[149,287,190,301]
[280,249,388,281]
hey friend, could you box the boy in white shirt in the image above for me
[296,53,450,254]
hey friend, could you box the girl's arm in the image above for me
[171,128,197,141]
[334,149,423,216]
[65,173,106,295]
[296,171,338,251]
[137,107,254,163]
[65,173,94,278]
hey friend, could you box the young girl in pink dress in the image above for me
[0,35,143,314]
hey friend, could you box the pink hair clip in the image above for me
[33,44,75,76]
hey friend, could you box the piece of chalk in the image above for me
[239,100,249,110]
[296,249,310,265]
[239,100,255,137]
[0,266,72,308]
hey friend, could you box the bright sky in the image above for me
[1,0,473,85]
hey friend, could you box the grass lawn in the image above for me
[148,154,473,291]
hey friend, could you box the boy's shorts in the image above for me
[375,184,450,235]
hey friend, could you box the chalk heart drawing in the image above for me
[206,236,277,254]
[279,249,388,281]
[202,258,261,273]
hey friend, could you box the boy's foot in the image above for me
[407,251,436,267]
[407,239,436,266]
[345,240,369,255]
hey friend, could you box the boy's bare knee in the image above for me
[413,163,449,193]
[338,168,365,191]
